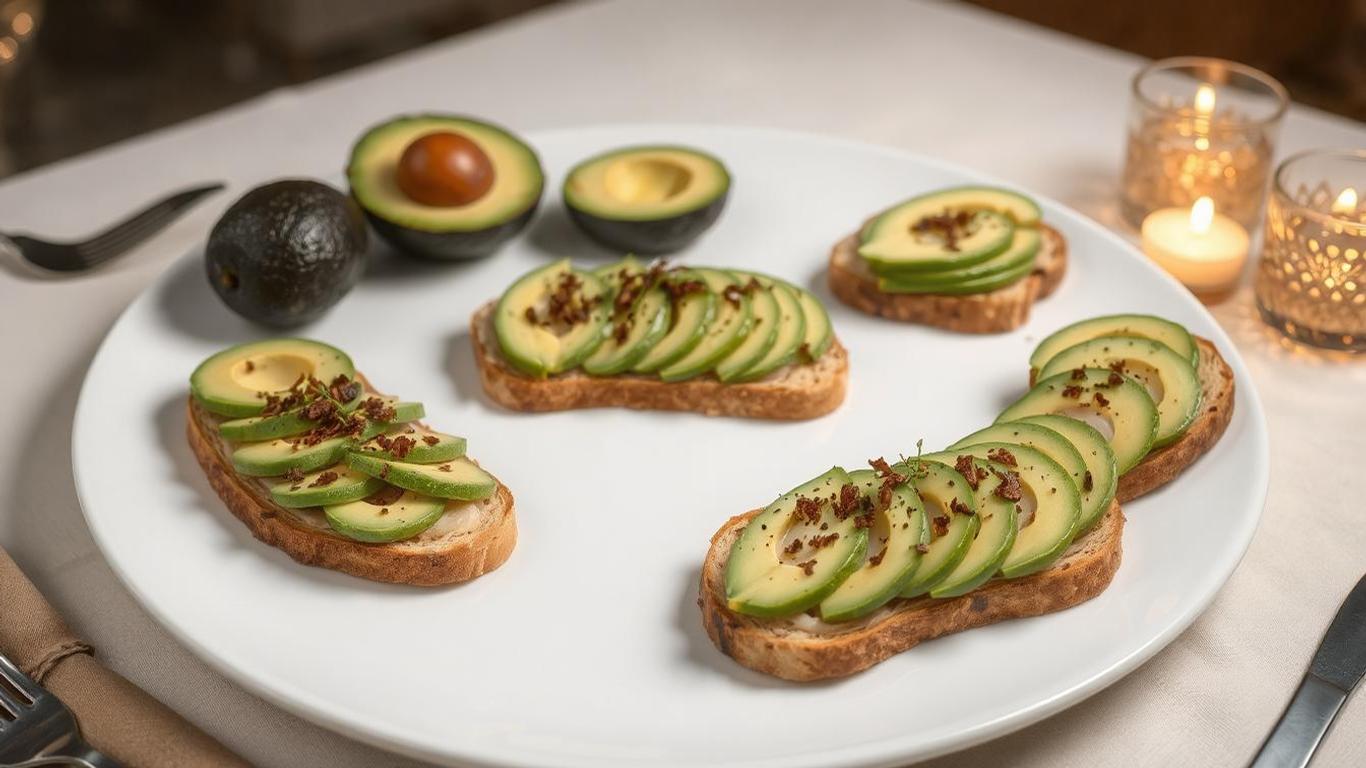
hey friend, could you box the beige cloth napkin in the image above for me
[0,547,248,767]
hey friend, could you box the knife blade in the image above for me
[1250,574,1366,768]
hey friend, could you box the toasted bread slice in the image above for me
[185,391,516,587]
[699,500,1124,681]
[828,223,1068,333]
[1116,337,1234,502]
[469,302,849,420]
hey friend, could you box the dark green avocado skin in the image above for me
[206,180,367,328]
[362,200,539,261]
[566,192,728,255]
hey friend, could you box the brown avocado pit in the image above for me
[396,131,495,207]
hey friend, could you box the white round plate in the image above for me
[74,125,1267,767]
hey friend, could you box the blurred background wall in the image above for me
[0,0,1362,179]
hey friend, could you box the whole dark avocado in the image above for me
[206,180,368,327]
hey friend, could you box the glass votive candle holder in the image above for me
[1121,56,1288,232]
[1255,149,1366,352]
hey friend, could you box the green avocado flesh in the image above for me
[862,209,1015,272]
[353,427,467,464]
[714,277,779,382]
[631,271,716,373]
[1029,314,1199,376]
[583,261,673,376]
[997,368,1159,474]
[729,278,806,382]
[346,454,496,501]
[894,459,979,598]
[875,227,1040,294]
[948,420,1104,528]
[859,186,1040,265]
[218,386,365,442]
[725,467,869,618]
[795,287,834,360]
[347,114,543,233]
[818,469,929,622]
[191,339,355,418]
[325,489,448,543]
[658,269,752,382]
[269,465,385,509]
[494,259,610,377]
[232,434,356,477]
[947,443,1080,579]
[1038,335,1202,447]
[915,454,1019,598]
[1014,414,1117,532]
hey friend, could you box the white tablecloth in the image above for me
[2,1,1364,765]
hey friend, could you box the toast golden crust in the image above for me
[469,303,849,420]
[827,223,1068,333]
[186,396,517,587]
[699,500,1124,681]
[1117,337,1235,502]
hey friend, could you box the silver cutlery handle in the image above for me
[1250,673,1347,768]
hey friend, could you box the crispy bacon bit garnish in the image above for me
[950,497,975,516]
[954,455,986,490]
[722,284,745,307]
[308,471,338,488]
[1107,372,1125,387]
[1108,360,1126,373]
[662,277,707,302]
[244,360,255,373]
[797,559,817,576]
[867,550,887,567]
[869,456,907,509]
[330,375,360,404]
[421,435,440,446]
[302,398,336,421]
[784,538,804,555]
[794,496,822,524]
[992,469,1024,502]
[282,467,305,484]
[932,514,950,537]
[915,542,930,553]
[438,464,452,473]
[524,306,539,324]
[986,447,1017,466]
[379,508,389,516]
[853,510,876,529]
[809,532,840,549]
[1061,385,1084,399]
[1082,470,1094,492]
[1070,368,1086,381]
[832,483,862,520]
[911,209,975,252]
[388,435,416,459]
[359,397,397,424]
[1093,391,1110,407]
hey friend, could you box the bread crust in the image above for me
[1116,337,1235,502]
[699,501,1124,681]
[186,396,516,586]
[469,303,848,420]
[827,223,1068,333]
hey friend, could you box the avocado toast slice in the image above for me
[187,343,515,586]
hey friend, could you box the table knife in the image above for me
[1250,574,1366,768]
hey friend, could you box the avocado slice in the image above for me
[494,260,611,377]
[727,276,807,382]
[949,420,1095,523]
[324,488,448,543]
[893,458,980,597]
[346,454,496,501]
[354,426,467,464]
[218,384,365,442]
[817,469,930,622]
[947,443,1080,579]
[1029,314,1199,378]
[862,209,1015,273]
[269,465,385,509]
[191,339,355,418]
[713,274,779,382]
[1014,414,1118,532]
[875,227,1040,292]
[795,287,834,360]
[563,145,730,254]
[583,260,673,376]
[1037,335,1202,447]
[657,269,752,382]
[232,434,356,478]
[347,114,544,260]
[631,270,717,373]
[724,467,869,618]
[998,368,1159,474]
[917,454,1020,598]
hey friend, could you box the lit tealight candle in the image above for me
[1140,196,1250,297]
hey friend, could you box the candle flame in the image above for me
[1194,84,1216,115]
[1190,196,1215,235]
[1332,187,1358,216]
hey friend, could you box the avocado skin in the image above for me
[566,192,728,255]
[363,200,539,261]
[206,180,367,328]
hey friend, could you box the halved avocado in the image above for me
[191,339,355,418]
[347,114,544,260]
[494,260,610,377]
[563,145,730,254]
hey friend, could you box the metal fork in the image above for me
[0,652,122,768]
[0,182,224,272]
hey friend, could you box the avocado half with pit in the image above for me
[347,114,544,260]
[563,145,730,254]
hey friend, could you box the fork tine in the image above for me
[77,182,225,262]
[0,653,40,702]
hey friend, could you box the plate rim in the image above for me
[71,122,1270,768]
